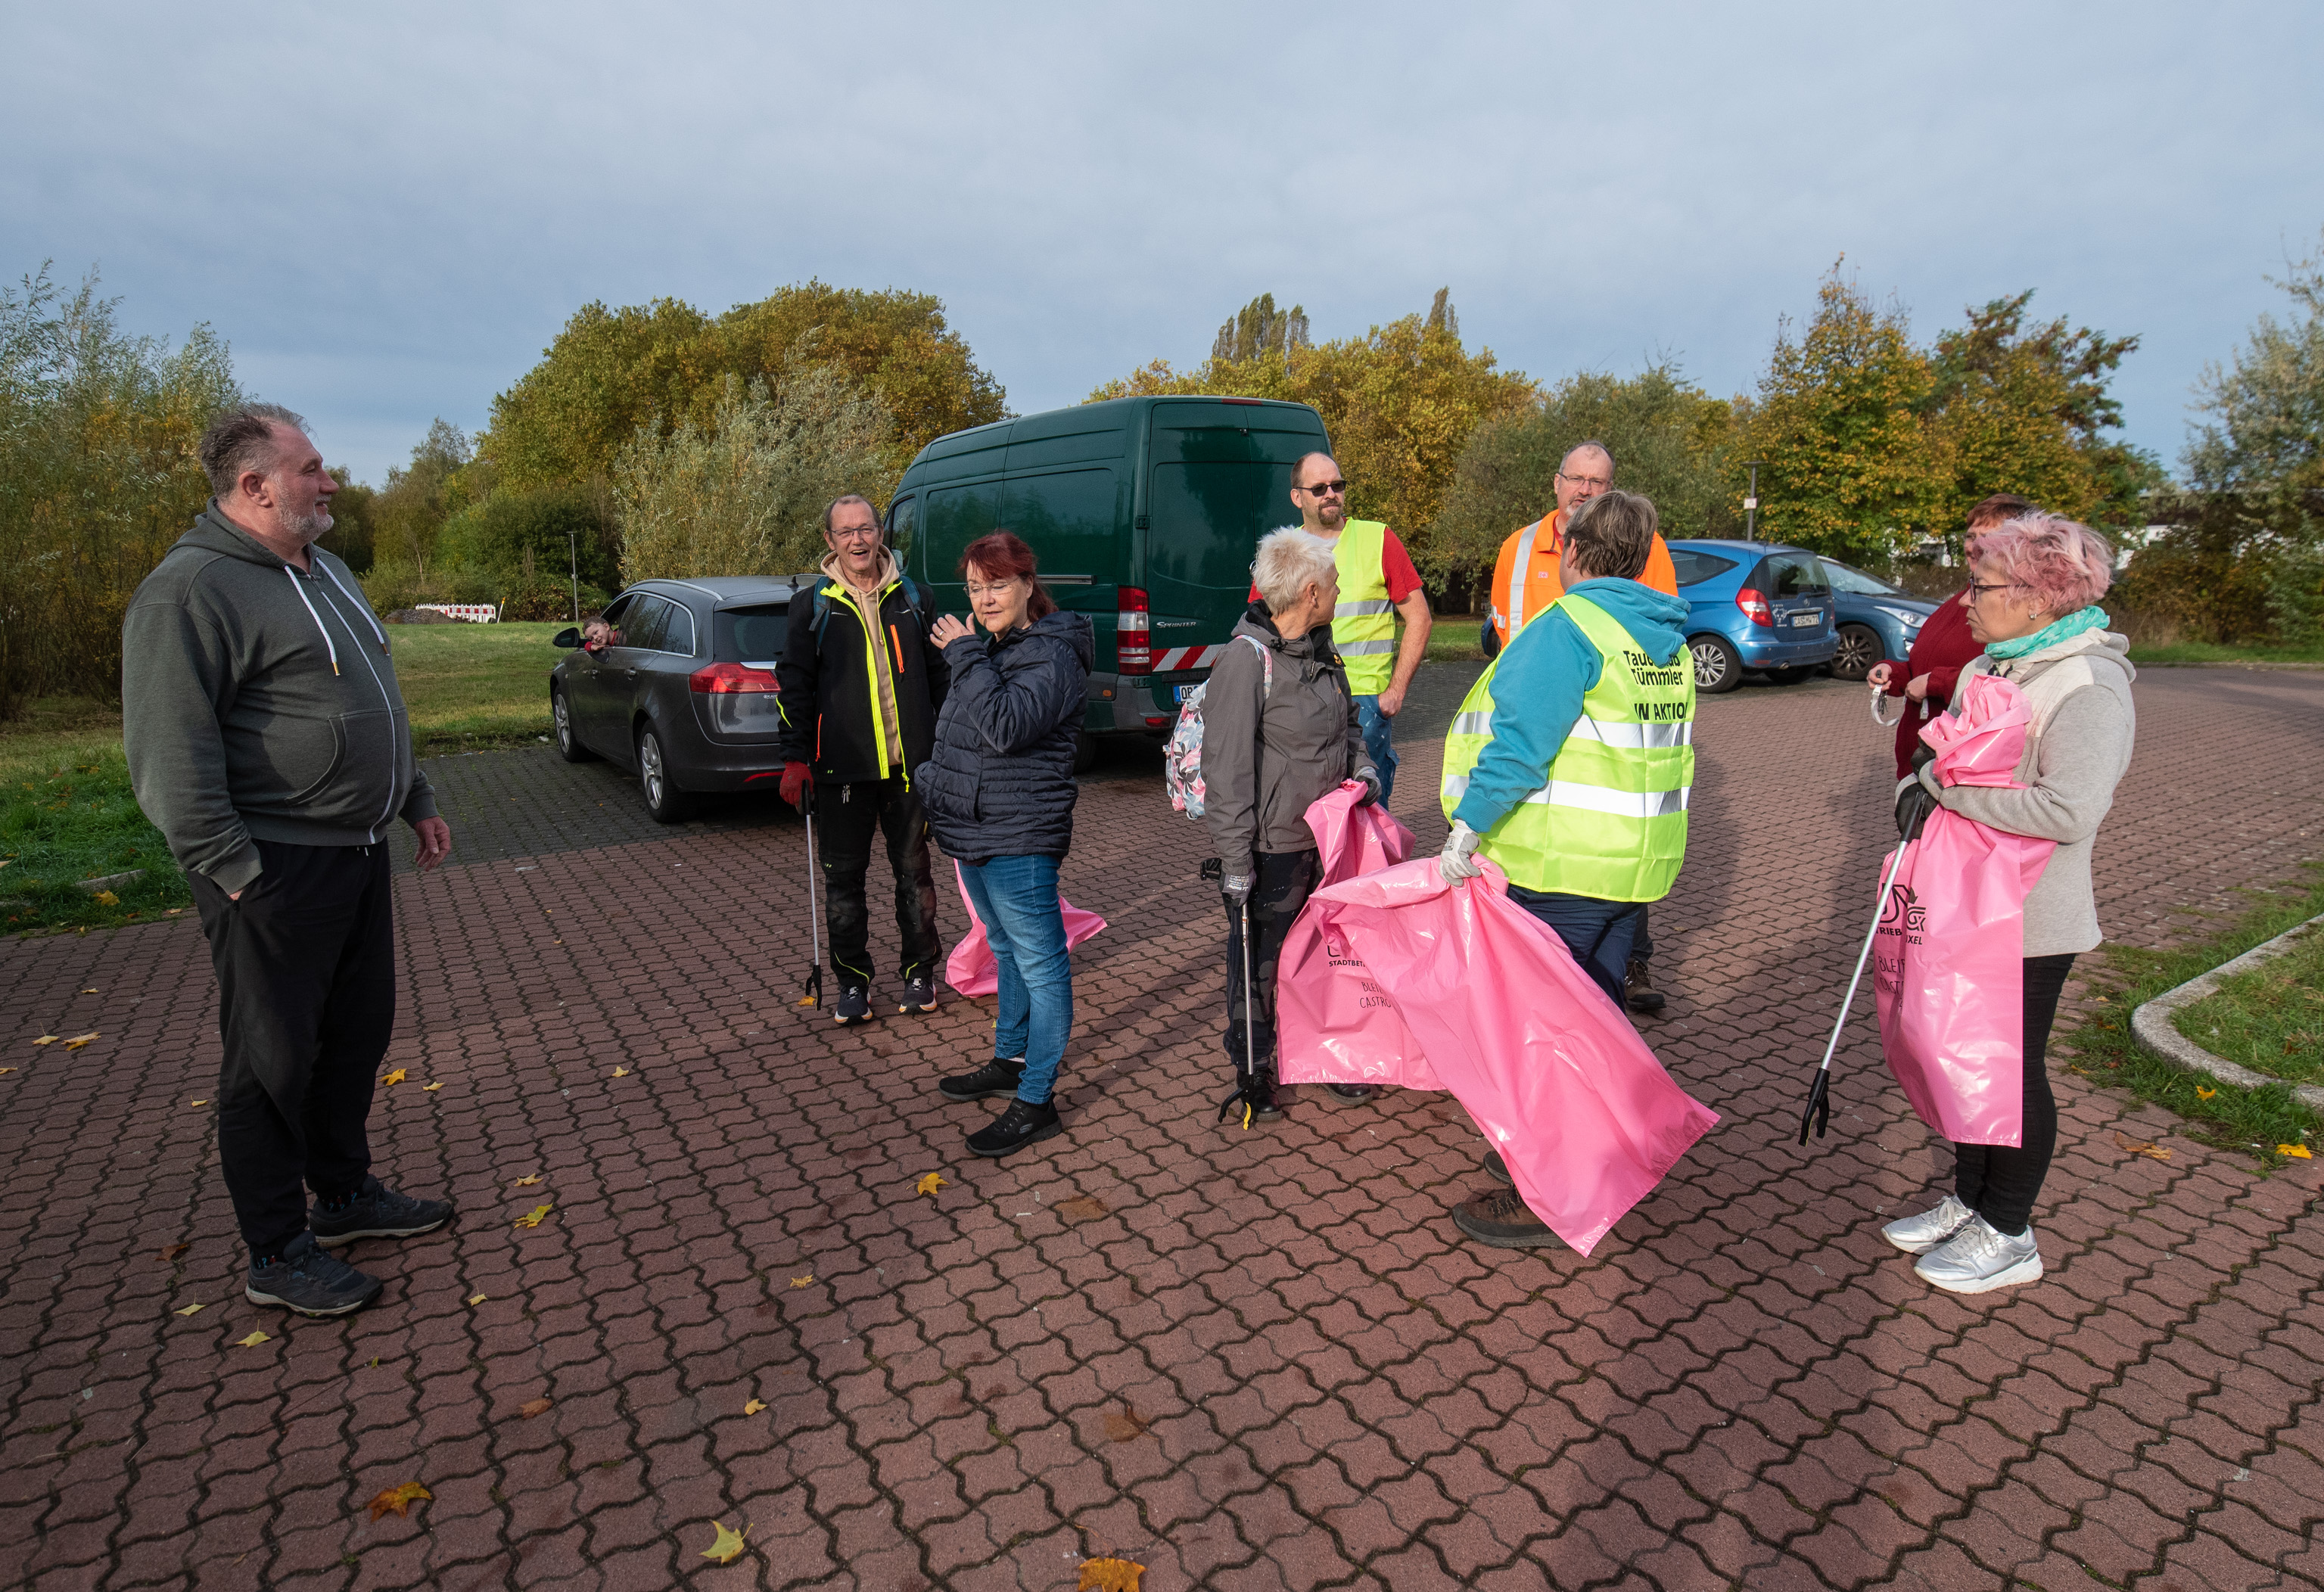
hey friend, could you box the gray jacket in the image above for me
[1937,628,2136,957]
[1201,605,1377,880]
[123,505,437,896]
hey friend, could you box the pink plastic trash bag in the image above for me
[1312,858,1719,1255]
[1274,783,1442,1089]
[1871,673,2056,1146]
[944,860,1109,997]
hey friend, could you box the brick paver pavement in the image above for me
[4,664,2320,1591]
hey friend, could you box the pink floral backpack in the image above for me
[1163,635,1272,819]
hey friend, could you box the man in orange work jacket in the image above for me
[1479,440,1682,1015]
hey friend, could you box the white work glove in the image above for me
[1221,873,1253,904]
[1437,821,1483,884]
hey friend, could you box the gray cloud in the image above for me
[6,2,2319,489]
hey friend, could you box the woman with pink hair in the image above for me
[1879,514,2136,1294]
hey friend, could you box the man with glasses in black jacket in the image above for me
[778,496,951,1024]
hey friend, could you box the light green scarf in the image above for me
[1986,605,2109,661]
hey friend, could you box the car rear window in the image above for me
[1669,549,1739,586]
[1760,552,1832,596]
[716,605,789,664]
[1822,558,1901,595]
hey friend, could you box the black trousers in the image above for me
[1221,849,1321,1079]
[188,839,394,1258]
[817,776,940,984]
[1952,953,2079,1237]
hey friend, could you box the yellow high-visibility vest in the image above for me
[1330,519,1395,694]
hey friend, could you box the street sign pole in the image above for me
[1744,459,1762,540]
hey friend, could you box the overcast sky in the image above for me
[5,2,2320,488]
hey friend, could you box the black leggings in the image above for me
[1952,953,2078,1236]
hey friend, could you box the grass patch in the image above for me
[2172,919,2323,1089]
[1426,614,1488,663]
[2061,863,2324,1168]
[1,742,193,934]
[387,620,568,751]
[2127,639,2324,666]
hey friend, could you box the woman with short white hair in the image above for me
[1201,527,1381,1122]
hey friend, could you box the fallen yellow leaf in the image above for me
[2113,1133,2171,1162]
[92,892,117,906]
[2195,1085,2218,1100]
[794,993,818,1008]
[31,1035,58,1046]
[744,1398,766,1415]
[611,1066,630,1078]
[173,1301,205,1317]
[64,1033,98,1050]
[699,1521,750,1565]
[189,1099,208,1108]
[79,987,97,994]
[366,1481,431,1520]
[511,1173,543,1187]
[519,1397,552,1419]
[467,1293,487,1306]
[1078,1558,1146,1591]
[236,1330,271,1348]
[915,1172,947,1196]
[789,1274,814,1289]
[2279,1144,2314,1159]
[160,1242,189,1261]
[0,1067,14,1076]
[422,1081,443,1092]
[378,1068,407,1086]
[513,1203,553,1229]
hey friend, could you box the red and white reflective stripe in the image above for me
[1152,643,1227,673]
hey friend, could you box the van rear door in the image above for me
[1143,400,1328,680]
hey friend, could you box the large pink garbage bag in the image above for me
[1274,783,1442,1088]
[944,860,1109,997]
[1313,857,1719,1255]
[1872,674,2056,1146]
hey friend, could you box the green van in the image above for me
[885,394,1332,764]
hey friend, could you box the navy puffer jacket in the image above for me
[916,610,1094,863]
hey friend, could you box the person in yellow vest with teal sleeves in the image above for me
[1436,490,1697,1248]
[1286,452,1432,807]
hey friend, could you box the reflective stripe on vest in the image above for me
[1330,520,1395,693]
[1504,518,1548,636]
[1437,592,1697,902]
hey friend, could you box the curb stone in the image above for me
[2130,909,2324,1112]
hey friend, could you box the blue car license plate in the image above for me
[1790,612,1821,628]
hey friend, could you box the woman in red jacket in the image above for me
[1868,494,2034,777]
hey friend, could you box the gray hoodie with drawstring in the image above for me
[122,504,437,896]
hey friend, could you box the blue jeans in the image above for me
[956,854,1072,1105]
[1355,695,1400,806]
[1505,885,1641,1009]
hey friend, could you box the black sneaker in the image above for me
[310,1174,455,1249]
[941,1056,1024,1102]
[1325,1083,1380,1104]
[1453,1187,1566,1250]
[1624,958,1666,1013]
[898,975,938,1015]
[246,1231,384,1317]
[1482,1148,1514,1186]
[967,1098,1063,1158]
[833,981,873,1025]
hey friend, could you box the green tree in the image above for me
[1742,263,1943,563]
[1435,365,1740,580]
[435,483,617,590]
[368,418,472,577]
[614,368,891,580]
[1212,293,1310,362]
[320,469,377,573]
[2185,232,2324,494]
[0,263,241,711]
[1090,289,1534,569]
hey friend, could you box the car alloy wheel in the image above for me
[638,727,691,822]
[1689,635,1742,694]
[1832,623,1883,681]
[552,688,593,763]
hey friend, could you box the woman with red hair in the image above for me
[1878,513,2136,1295]
[916,533,1094,1158]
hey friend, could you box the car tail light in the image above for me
[1735,587,1775,628]
[1117,587,1152,673]
[689,662,779,693]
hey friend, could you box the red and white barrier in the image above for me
[416,604,499,624]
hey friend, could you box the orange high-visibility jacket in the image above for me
[1489,511,1680,646]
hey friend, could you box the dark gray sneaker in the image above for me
[309,1174,455,1249]
[246,1231,384,1317]
[941,1056,1025,1102]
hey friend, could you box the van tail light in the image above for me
[689,662,779,693]
[1735,587,1775,628]
[1117,587,1152,673]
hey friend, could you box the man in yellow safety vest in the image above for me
[1286,452,1432,808]
[1437,490,1696,1248]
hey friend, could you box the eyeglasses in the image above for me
[965,580,1022,598]
[1557,471,1613,490]
[1966,581,2024,601]
[1296,479,1347,496]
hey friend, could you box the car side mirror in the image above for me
[551,627,580,648]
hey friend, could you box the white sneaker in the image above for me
[1915,1216,2042,1294]
[1881,1193,1976,1255]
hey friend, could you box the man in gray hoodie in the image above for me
[123,403,456,1318]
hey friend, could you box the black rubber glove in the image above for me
[1896,781,1938,843]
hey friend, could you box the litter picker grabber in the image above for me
[1800,838,1914,1146]
[1203,859,1262,1129]
[797,783,825,1010]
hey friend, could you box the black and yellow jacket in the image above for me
[776,553,950,786]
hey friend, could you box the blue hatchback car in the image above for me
[1666,539,1840,693]
[1818,558,1946,681]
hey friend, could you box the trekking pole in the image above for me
[1800,838,1914,1146]
[798,782,825,1010]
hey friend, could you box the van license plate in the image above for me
[1790,612,1821,627]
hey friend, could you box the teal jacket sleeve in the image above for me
[1451,608,1602,835]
